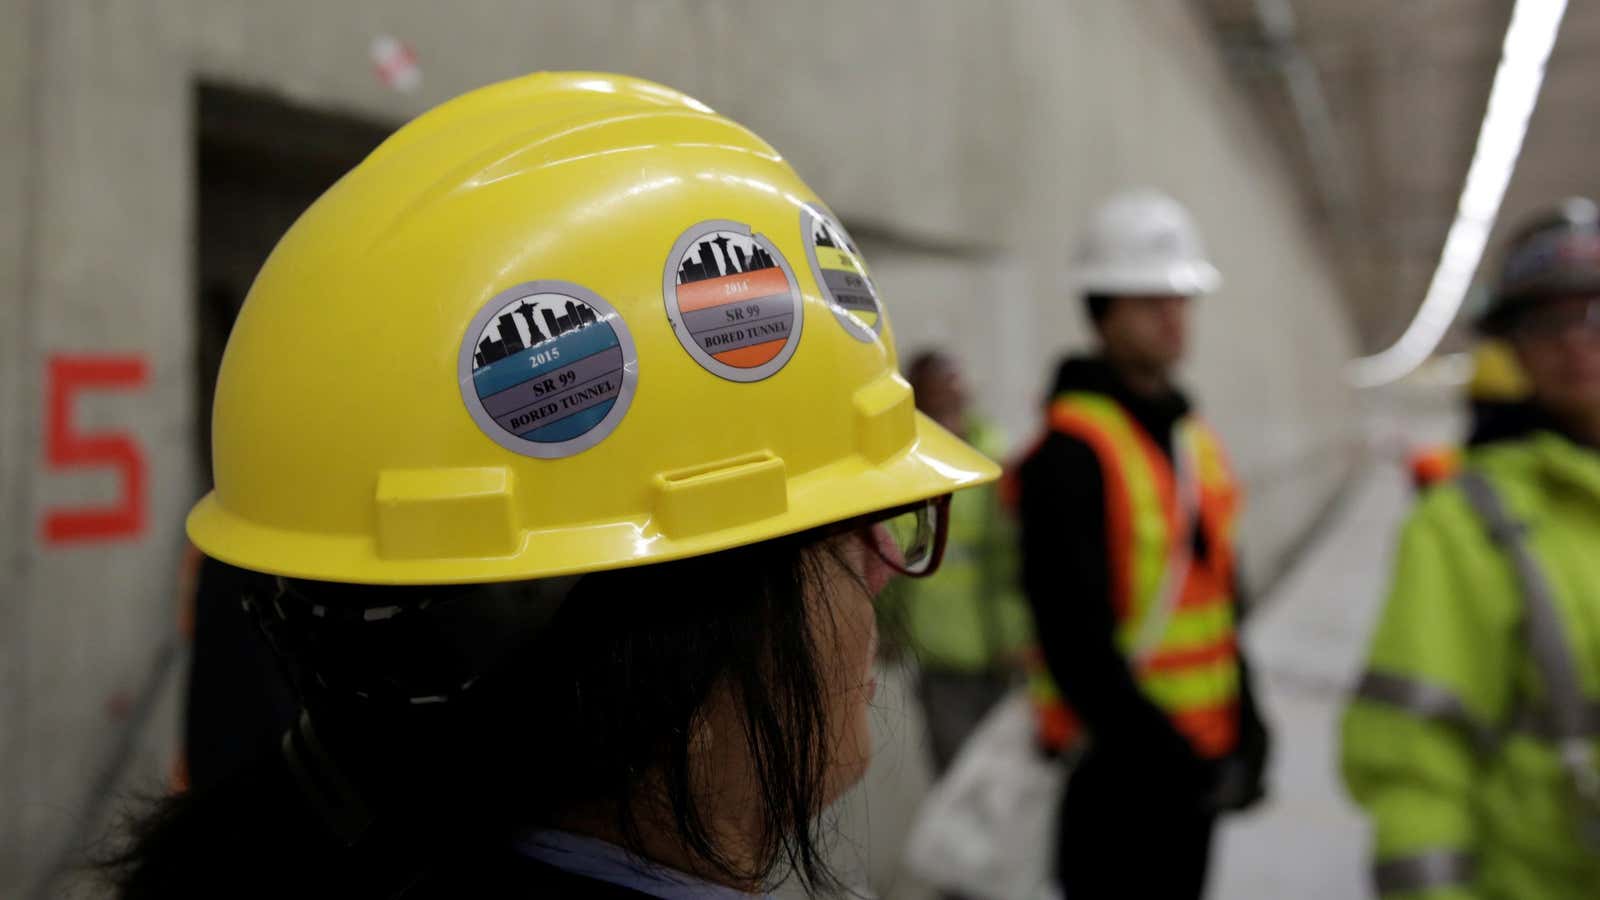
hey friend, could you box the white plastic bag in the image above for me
[902,690,1066,900]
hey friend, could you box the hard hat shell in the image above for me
[1467,339,1530,402]
[1479,197,1600,335]
[1072,189,1221,297]
[187,72,998,586]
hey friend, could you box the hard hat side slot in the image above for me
[653,451,788,539]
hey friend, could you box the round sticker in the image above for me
[801,206,883,343]
[663,220,804,382]
[458,281,638,458]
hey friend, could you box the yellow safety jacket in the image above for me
[1343,431,1600,899]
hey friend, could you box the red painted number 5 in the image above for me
[40,354,150,544]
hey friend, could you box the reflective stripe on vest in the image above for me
[1355,668,1600,753]
[1027,392,1242,757]
[1457,471,1600,828]
[1353,670,1500,755]
[1373,849,1476,895]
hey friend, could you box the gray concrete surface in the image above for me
[2,2,1362,894]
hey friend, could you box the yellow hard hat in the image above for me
[188,72,997,585]
[1468,339,1530,402]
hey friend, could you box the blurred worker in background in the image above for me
[1016,189,1270,899]
[889,350,1032,775]
[1406,340,1531,490]
[1343,197,1600,899]
[107,73,1000,898]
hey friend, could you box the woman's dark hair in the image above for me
[106,534,854,897]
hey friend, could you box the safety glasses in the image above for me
[808,494,952,578]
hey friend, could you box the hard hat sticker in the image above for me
[459,281,638,458]
[664,220,804,382]
[802,206,882,343]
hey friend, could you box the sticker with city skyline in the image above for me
[664,221,803,383]
[802,206,882,343]
[459,283,637,458]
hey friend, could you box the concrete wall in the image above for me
[0,1,1360,895]
[0,0,36,887]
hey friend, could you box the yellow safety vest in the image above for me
[1026,392,1243,757]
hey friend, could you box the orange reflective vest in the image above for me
[1026,392,1243,758]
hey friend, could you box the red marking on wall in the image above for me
[39,354,151,544]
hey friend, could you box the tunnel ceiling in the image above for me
[1198,0,1600,350]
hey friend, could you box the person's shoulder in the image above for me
[1465,432,1544,475]
[1404,471,1483,535]
[1398,454,1530,562]
[1015,429,1103,511]
[1420,436,1547,526]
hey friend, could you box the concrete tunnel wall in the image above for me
[0,0,1360,893]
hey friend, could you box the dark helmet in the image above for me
[1479,197,1600,335]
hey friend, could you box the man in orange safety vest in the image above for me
[1015,189,1271,899]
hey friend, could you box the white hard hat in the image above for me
[1073,189,1221,296]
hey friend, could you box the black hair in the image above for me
[1084,292,1116,327]
[104,535,856,897]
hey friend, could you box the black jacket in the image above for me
[1017,356,1268,806]
[1467,398,1593,449]
[117,743,667,900]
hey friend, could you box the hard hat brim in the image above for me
[186,411,999,586]
[1072,261,1222,297]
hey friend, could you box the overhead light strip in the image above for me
[1345,0,1568,388]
